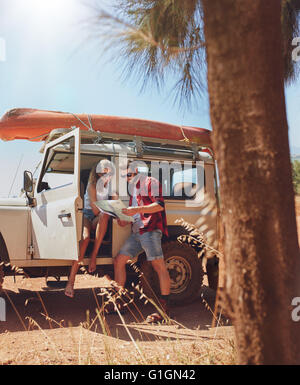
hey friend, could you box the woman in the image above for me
[65,159,117,298]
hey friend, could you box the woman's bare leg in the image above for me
[88,213,109,273]
[65,218,91,297]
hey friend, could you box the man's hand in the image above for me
[122,207,141,216]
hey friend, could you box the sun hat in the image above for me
[96,159,115,174]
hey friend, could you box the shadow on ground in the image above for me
[0,280,228,342]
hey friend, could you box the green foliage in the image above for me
[292,160,300,194]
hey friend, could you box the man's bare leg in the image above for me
[151,259,171,296]
[113,254,130,287]
[146,258,171,322]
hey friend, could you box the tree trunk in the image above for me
[201,0,300,364]
[0,265,3,293]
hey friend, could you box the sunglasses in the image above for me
[97,172,111,177]
[121,172,136,178]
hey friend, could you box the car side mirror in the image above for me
[24,171,33,193]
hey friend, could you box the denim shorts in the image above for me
[83,208,96,222]
[118,229,163,261]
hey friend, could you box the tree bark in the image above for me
[0,265,3,293]
[201,0,300,364]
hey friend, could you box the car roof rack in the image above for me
[40,127,213,160]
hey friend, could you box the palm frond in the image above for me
[88,0,300,107]
[89,0,205,109]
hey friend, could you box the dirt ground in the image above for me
[0,274,234,365]
[2,199,299,366]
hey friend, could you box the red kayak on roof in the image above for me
[0,108,212,147]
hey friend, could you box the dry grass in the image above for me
[0,262,235,365]
[0,322,235,365]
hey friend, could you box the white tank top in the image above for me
[84,179,110,210]
[131,186,144,233]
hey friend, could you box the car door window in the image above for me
[37,138,75,192]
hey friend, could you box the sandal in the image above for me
[64,285,74,298]
[146,312,164,324]
[146,298,170,323]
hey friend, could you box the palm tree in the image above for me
[91,0,300,105]
[90,0,205,108]
[91,0,300,364]
[201,0,300,365]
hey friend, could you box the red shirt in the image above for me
[129,175,168,237]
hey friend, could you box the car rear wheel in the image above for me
[206,256,219,291]
[139,241,204,306]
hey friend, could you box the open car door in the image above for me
[31,128,83,260]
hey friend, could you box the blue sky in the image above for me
[0,0,299,197]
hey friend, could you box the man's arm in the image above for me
[122,202,163,216]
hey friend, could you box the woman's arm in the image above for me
[88,184,100,216]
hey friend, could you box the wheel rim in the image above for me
[166,255,192,294]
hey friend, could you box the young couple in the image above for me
[65,159,171,322]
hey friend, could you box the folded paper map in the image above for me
[94,199,134,222]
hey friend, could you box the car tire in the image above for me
[139,241,204,306]
[206,256,219,292]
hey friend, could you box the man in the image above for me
[114,161,171,322]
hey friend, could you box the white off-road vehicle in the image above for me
[0,113,220,305]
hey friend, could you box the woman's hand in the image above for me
[117,219,131,227]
